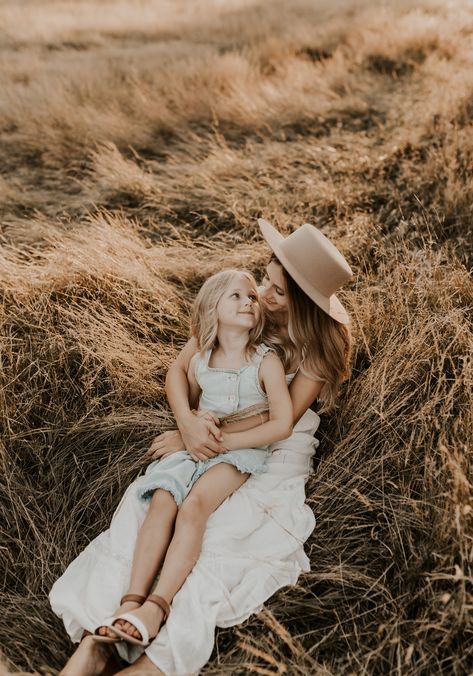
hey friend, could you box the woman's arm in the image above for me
[221,353,293,451]
[165,338,225,454]
[288,370,324,423]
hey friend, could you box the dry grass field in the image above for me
[1,0,472,673]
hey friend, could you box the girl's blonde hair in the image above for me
[191,269,264,357]
[263,256,351,411]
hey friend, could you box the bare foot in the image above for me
[116,653,165,675]
[59,635,114,676]
[97,599,142,638]
[112,601,165,642]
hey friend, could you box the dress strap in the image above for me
[251,343,272,366]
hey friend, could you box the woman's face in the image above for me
[260,260,288,316]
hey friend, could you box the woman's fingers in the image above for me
[196,410,220,425]
[191,452,209,460]
[146,429,184,457]
[209,425,224,442]
[202,418,223,442]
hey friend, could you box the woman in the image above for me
[51,219,352,675]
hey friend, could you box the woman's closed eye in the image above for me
[262,275,285,296]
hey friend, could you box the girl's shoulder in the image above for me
[252,342,281,366]
[254,342,272,358]
[253,343,284,369]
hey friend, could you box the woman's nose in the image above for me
[262,285,273,299]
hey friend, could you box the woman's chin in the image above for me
[262,300,276,312]
[263,306,288,325]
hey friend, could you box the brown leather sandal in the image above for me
[106,593,171,646]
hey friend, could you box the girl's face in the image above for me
[216,274,261,330]
[260,260,288,315]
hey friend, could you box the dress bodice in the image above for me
[194,344,271,418]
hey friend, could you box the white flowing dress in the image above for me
[50,400,320,676]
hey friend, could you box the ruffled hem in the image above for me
[139,476,185,506]
[192,455,267,483]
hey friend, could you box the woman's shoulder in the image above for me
[299,360,325,382]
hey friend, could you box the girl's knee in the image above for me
[177,493,208,525]
[149,489,178,515]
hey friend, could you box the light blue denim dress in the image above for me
[138,344,273,506]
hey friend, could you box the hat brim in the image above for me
[257,218,350,325]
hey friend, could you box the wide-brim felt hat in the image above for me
[258,218,352,324]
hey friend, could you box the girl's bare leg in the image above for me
[117,464,248,641]
[98,489,178,637]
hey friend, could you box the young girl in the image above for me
[94,268,293,648]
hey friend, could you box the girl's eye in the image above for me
[276,288,285,296]
[231,292,240,298]
[249,294,257,302]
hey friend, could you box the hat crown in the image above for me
[280,224,352,297]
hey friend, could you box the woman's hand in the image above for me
[147,430,184,460]
[177,411,225,458]
[193,409,221,425]
[150,413,226,462]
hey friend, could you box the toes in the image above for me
[123,621,136,637]
[121,621,141,639]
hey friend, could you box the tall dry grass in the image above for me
[1,0,472,674]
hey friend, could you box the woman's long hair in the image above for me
[191,269,264,358]
[263,256,351,410]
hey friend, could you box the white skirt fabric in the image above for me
[50,409,320,675]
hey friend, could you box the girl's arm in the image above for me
[221,353,293,451]
[220,371,324,434]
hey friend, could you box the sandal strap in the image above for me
[120,593,146,605]
[147,594,171,621]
